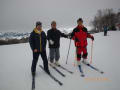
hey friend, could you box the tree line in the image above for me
[90,9,120,33]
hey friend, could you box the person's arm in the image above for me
[43,32,47,47]
[47,30,51,40]
[84,27,94,41]
[29,32,35,51]
[69,29,76,40]
[87,33,94,40]
[47,30,54,45]
[59,30,68,38]
[46,30,52,41]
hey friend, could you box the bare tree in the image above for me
[90,8,118,33]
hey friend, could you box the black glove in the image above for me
[91,36,94,41]
[67,35,72,39]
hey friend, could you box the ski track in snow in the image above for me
[0,31,120,90]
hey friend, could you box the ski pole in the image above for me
[90,40,94,64]
[73,47,77,67]
[66,39,72,64]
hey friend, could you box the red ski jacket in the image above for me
[71,25,93,47]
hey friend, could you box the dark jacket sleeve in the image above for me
[59,31,68,38]
[84,27,93,38]
[29,32,35,51]
[70,28,76,39]
[29,32,39,51]
[47,30,51,40]
[43,32,47,48]
[84,27,94,38]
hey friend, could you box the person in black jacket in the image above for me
[29,21,50,76]
[47,21,68,66]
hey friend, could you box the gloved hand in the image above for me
[91,36,94,41]
[34,49,38,53]
[49,40,54,45]
[67,35,72,39]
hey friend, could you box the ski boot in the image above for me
[82,59,89,65]
[44,68,51,75]
[55,61,60,66]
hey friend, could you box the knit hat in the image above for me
[36,21,42,27]
[51,21,56,25]
[77,18,83,23]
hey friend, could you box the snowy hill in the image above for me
[0,32,30,40]
[0,31,120,90]
[0,32,30,45]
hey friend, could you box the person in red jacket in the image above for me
[70,18,94,66]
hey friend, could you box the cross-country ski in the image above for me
[49,63,66,77]
[82,62,104,74]
[55,64,74,74]
[39,65,63,86]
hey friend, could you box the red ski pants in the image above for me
[76,47,88,61]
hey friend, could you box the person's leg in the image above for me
[82,47,89,64]
[106,31,108,36]
[104,31,105,36]
[76,47,82,65]
[82,47,88,59]
[40,50,50,74]
[31,52,40,75]
[55,48,60,62]
[105,31,107,36]
[49,48,55,63]
[54,48,60,65]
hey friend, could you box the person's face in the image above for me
[51,23,56,29]
[77,21,83,26]
[36,25,42,31]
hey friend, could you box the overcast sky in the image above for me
[0,0,120,32]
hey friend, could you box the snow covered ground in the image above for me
[0,31,120,90]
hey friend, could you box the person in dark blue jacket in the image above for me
[29,21,50,76]
[104,25,108,36]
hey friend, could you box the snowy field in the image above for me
[0,31,120,90]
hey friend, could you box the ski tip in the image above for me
[32,88,35,90]
[100,71,104,74]
[59,82,63,86]
[63,75,66,77]
[70,72,74,74]
[81,74,85,77]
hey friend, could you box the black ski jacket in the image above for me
[29,29,47,52]
[47,28,68,48]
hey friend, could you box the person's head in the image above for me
[77,18,83,26]
[51,21,57,29]
[36,21,42,31]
